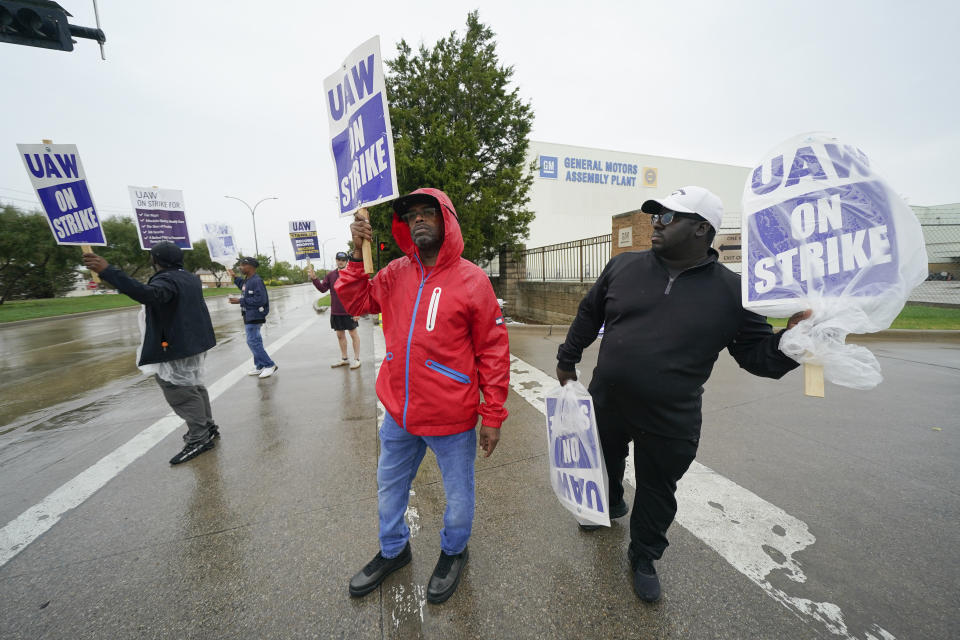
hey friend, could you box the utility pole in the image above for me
[271,241,277,266]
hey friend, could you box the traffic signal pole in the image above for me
[0,0,106,56]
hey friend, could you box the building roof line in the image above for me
[529,140,752,171]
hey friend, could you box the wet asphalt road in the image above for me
[0,290,958,639]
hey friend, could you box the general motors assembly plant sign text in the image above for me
[17,143,106,246]
[323,36,399,216]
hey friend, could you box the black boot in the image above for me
[628,547,661,602]
[426,547,468,604]
[610,499,628,518]
[348,543,411,597]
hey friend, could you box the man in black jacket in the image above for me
[556,186,810,602]
[83,242,220,465]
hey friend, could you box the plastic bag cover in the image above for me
[741,132,928,389]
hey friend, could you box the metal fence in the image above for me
[519,234,611,282]
[478,257,500,278]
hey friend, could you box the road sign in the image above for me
[17,142,106,246]
[714,232,741,263]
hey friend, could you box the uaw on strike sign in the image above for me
[128,186,191,250]
[324,36,399,216]
[742,132,927,389]
[17,143,106,246]
[289,220,321,260]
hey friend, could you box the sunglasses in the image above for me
[400,207,439,223]
[650,210,704,226]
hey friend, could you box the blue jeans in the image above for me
[244,323,275,369]
[378,412,476,558]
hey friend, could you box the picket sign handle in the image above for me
[81,244,101,284]
[804,362,825,398]
[357,207,374,274]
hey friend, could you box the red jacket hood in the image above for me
[391,188,464,268]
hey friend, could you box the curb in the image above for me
[505,324,960,343]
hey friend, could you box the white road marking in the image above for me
[0,316,316,568]
[507,354,895,640]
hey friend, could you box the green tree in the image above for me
[271,260,293,281]
[248,254,272,280]
[0,204,80,303]
[98,217,152,282]
[369,11,535,266]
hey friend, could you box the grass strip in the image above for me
[1,286,284,323]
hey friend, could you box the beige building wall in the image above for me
[525,141,750,248]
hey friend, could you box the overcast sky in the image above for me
[2,0,957,266]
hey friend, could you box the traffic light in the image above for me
[378,241,387,252]
[0,0,105,53]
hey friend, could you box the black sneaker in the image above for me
[169,437,215,465]
[349,543,411,597]
[628,547,661,602]
[209,424,220,439]
[426,547,468,604]
[610,499,629,519]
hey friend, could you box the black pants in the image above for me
[155,375,217,445]
[596,401,698,562]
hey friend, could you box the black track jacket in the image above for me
[100,265,216,366]
[557,249,798,440]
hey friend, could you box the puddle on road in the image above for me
[0,349,139,430]
[28,394,124,432]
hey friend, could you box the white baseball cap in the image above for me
[641,186,723,231]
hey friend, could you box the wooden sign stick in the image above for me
[804,361,825,398]
[82,243,101,284]
[357,207,374,274]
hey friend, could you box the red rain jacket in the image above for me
[335,188,510,436]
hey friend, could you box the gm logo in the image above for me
[642,167,658,187]
[539,155,558,179]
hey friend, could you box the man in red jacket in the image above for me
[337,188,509,604]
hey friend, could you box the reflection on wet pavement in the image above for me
[0,286,317,433]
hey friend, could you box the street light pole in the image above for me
[223,195,278,257]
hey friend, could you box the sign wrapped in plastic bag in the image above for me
[544,381,610,527]
[742,132,928,390]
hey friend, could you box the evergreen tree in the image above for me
[369,11,535,266]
